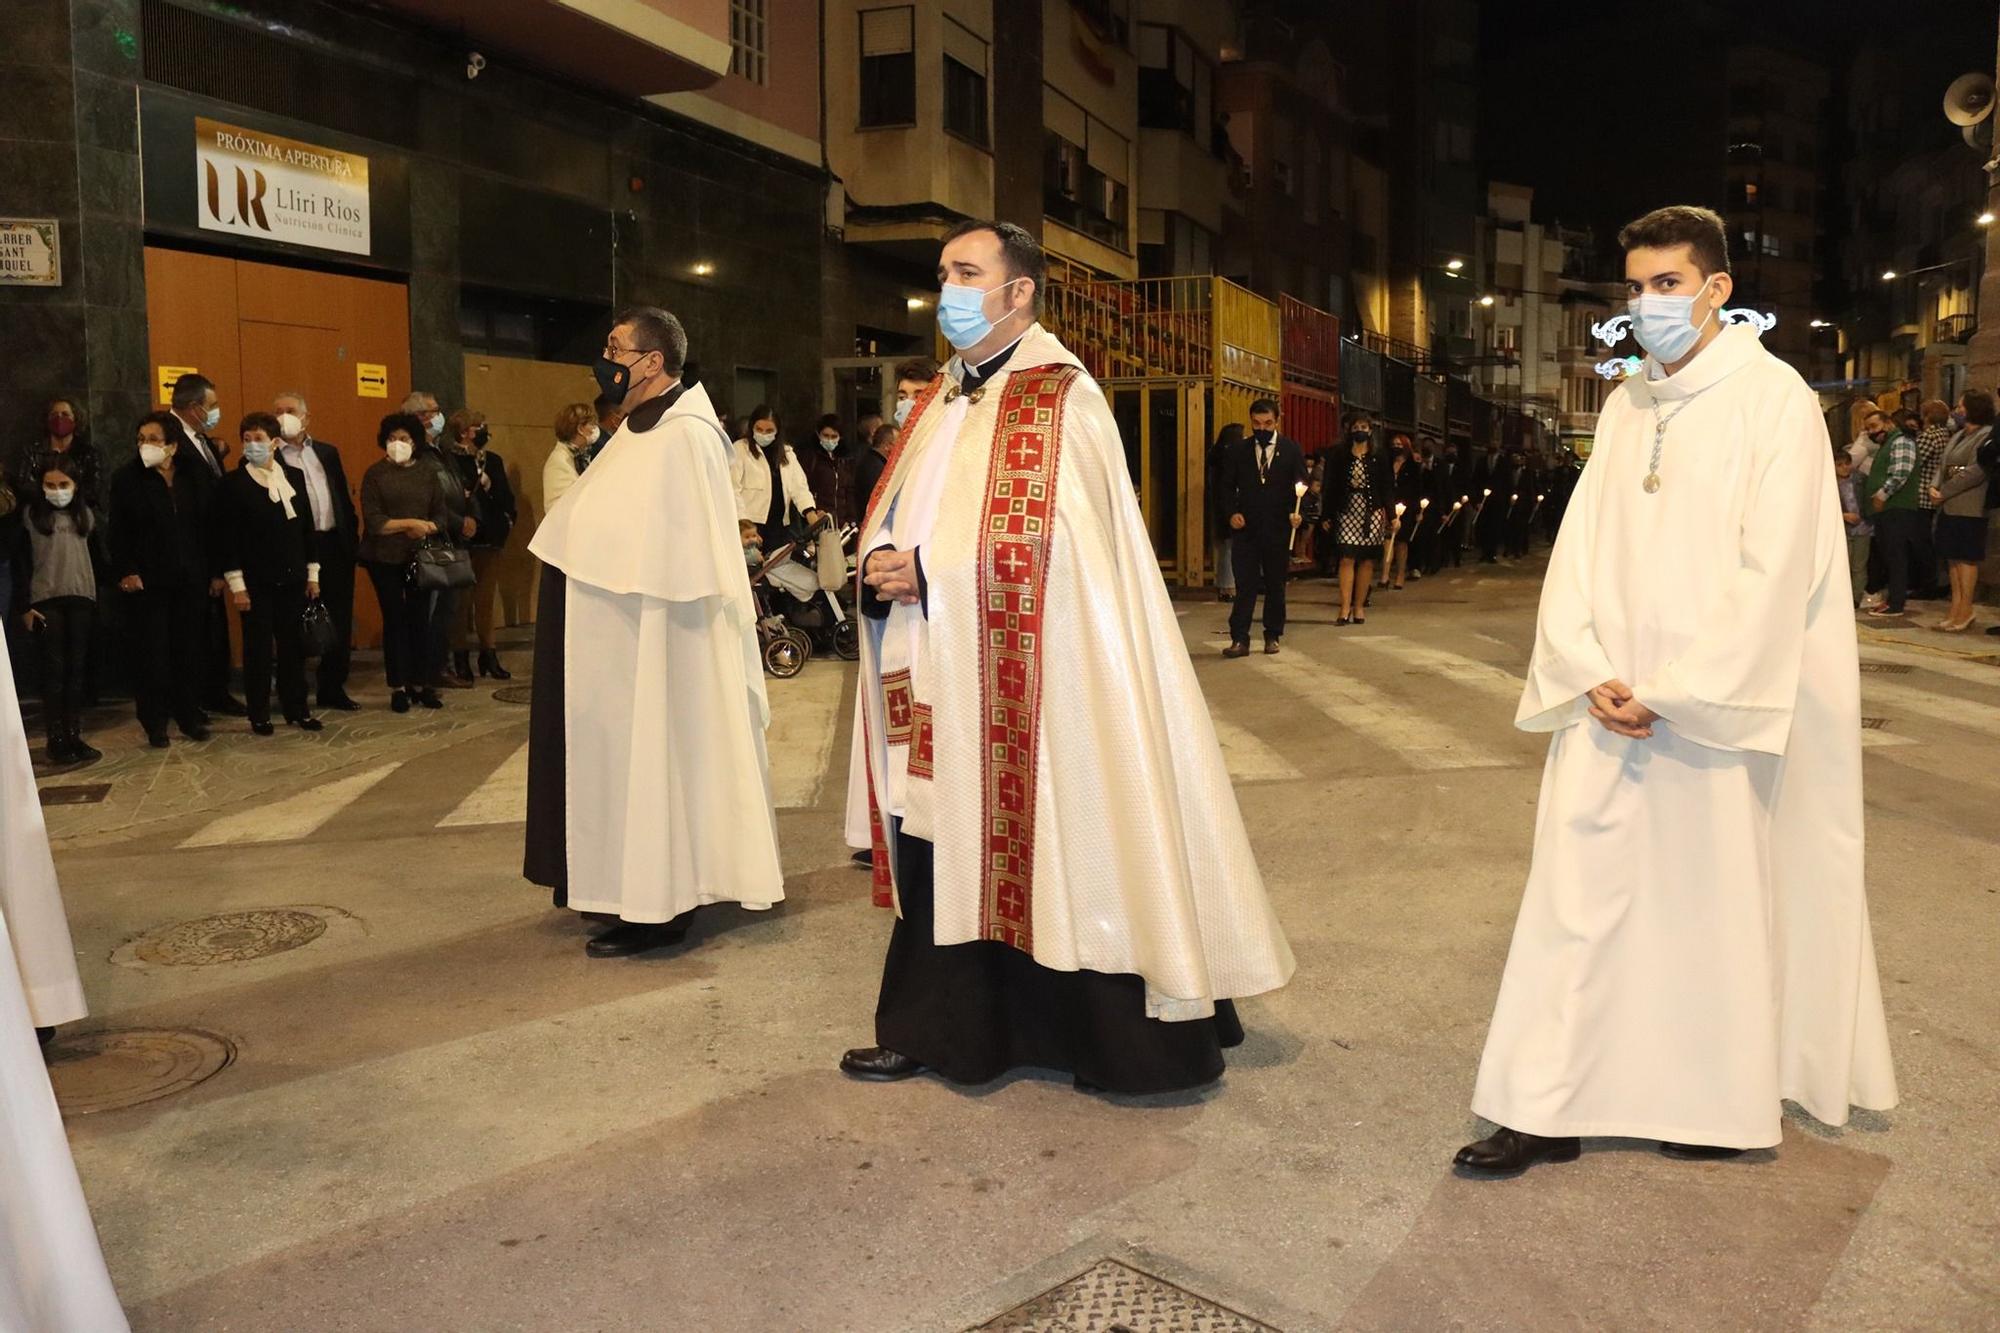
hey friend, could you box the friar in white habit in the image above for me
[837,220,1294,1095]
[524,306,783,958]
[1456,206,1898,1177]
[0,623,127,1331]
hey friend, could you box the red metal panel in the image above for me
[1280,295,1340,392]
[1281,383,1340,455]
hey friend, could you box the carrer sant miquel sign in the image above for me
[0,219,61,286]
[196,117,371,257]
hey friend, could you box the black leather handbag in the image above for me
[300,599,339,657]
[410,538,475,591]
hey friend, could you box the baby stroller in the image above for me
[749,521,859,678]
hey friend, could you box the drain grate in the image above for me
[46,1027,235,1114]
[129,908,329,966]
[1860,717,1888,730]
[493,686,535,705]
[973,1259,1278,1332]
[1858,663,1913,675]
[39,782,111,806]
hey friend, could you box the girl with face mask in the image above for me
[443,409,517,681]
[358,413,453,713]
[14,462,102,763]
[544,402,600,513]
[728,405,821,551]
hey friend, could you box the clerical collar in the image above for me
[960,337,1024,393]
[626,379,686,432]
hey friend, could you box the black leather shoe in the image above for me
[289,716,324,732]
[147,730,171,749]
[1222,641,1251,659]
[584,921,689,958]
[250,721,275,736]
[68,732,102,763]
[851,849,874,868]
[839,1046,925,1081]
[178,720,211,742]
[390,690,412,714]
[1660,1141,1748,1160]
[209,695,249,717]
[36,1026,54,1048]
[1452,1127,1582,1178]
[477,649,512,680]
[417,689,445,710]
[318,693,362,712]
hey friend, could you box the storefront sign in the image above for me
[195,117,370,257]
[158,364,200,406]
[0,219,60,286]
[356,363,389,398]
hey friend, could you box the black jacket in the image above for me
[289,439,360,553]
[1324,446,1394,521]
[451,448,517,551]
[108,459,212,590]
[853,448,890,524]
[213,462,319,587]
[1217,433,1307,539]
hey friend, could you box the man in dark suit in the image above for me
[167,372,246,716]
[1218,398,1306,657]
[1472,442,1509,563]
[275,392,362,709]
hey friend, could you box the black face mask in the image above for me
[1349,430,1371,445]
[473,426,491,448]
[1252,429,1275,444]
[592,349,651,401]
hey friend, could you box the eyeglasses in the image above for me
[602,343,659,361]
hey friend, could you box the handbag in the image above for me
[300,599,339,657]
[410,538,476,591]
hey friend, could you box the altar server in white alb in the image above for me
[0,626,127,1330]
[1457,207,1897,1177]
[524,306,783,958]
[838,220,1294,1095]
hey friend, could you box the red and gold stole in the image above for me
[977,366,1079,951]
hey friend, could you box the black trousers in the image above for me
[1910,509,1940,596]
[29,596,94,740]
[524,563,568,899]
[240,580,309,724]
[200,585,235,706]
[874,833,1242,1094]
[1875,507,1918,612]
[1228,529,1289,643]
[425,583,463,682]
[126,584,206,733]
[365,561,430,690]
[315,540,356,700]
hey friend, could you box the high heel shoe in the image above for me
[477,648,512,680]
[450,649,474,683]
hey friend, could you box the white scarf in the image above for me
[245,460,298,519]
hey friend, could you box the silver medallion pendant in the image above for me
[1642,473,1661,494]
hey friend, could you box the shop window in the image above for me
[859,7,917,128]
[730,0,768,85]
[943,18,989,146]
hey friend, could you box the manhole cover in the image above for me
[493,685,535,704]
[40,782,111,806]
[46,1027,235,1114]
[973,1259,1278,1332]
[131,908,329,966]
[1858,663,1913,675]
[1860,717,1888,730]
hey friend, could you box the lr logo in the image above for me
[204,161,270,232]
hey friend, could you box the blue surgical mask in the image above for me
[1628,277,1718,364]
[936,278,1022,351]
[202,405,222,431]
[242,440,273,467]
[894,398,913,428]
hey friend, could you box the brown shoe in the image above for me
[1263,637,1281,654]
[1222,641,1251,659]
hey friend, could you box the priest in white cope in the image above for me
[1457,207,1897,1177]
[838,220,1294,1095]
[524,306,783,958]
[0,613,127,1330]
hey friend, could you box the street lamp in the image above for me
[1809,318,1832,329]
[1979,211,1996,227]
[1879,269,1898,281]
[1478,294,1496,307]
[1446,258,1465,272]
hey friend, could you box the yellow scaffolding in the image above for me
[1045,276,1281,584]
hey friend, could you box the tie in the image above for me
[1258,443,1272,482]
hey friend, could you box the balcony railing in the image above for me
[1935,313,1977,344]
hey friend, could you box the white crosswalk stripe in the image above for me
[1205,640,1509,770]
[1862,675,2000,741]
[765,664,848,809]
[438,744,529,828]
[1209,716,1304,783]
[1350,634,1524,701]
[180,763,403,848]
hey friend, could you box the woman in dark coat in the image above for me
[1205,423,1246,601]
[1382,433,1426,590]
[212,411,320,735]
[107,411,212,748]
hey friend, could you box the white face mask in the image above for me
[818,436,840,452]
[426,412,445,438]
[276,411,305,440]
[894,399,914,428]
[581,424,601,447]
[140,442,169,469]
[45,486,75,508]
[753,430,777,447]
[386,440,415,465]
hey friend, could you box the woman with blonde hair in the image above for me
[543,402,600,512]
